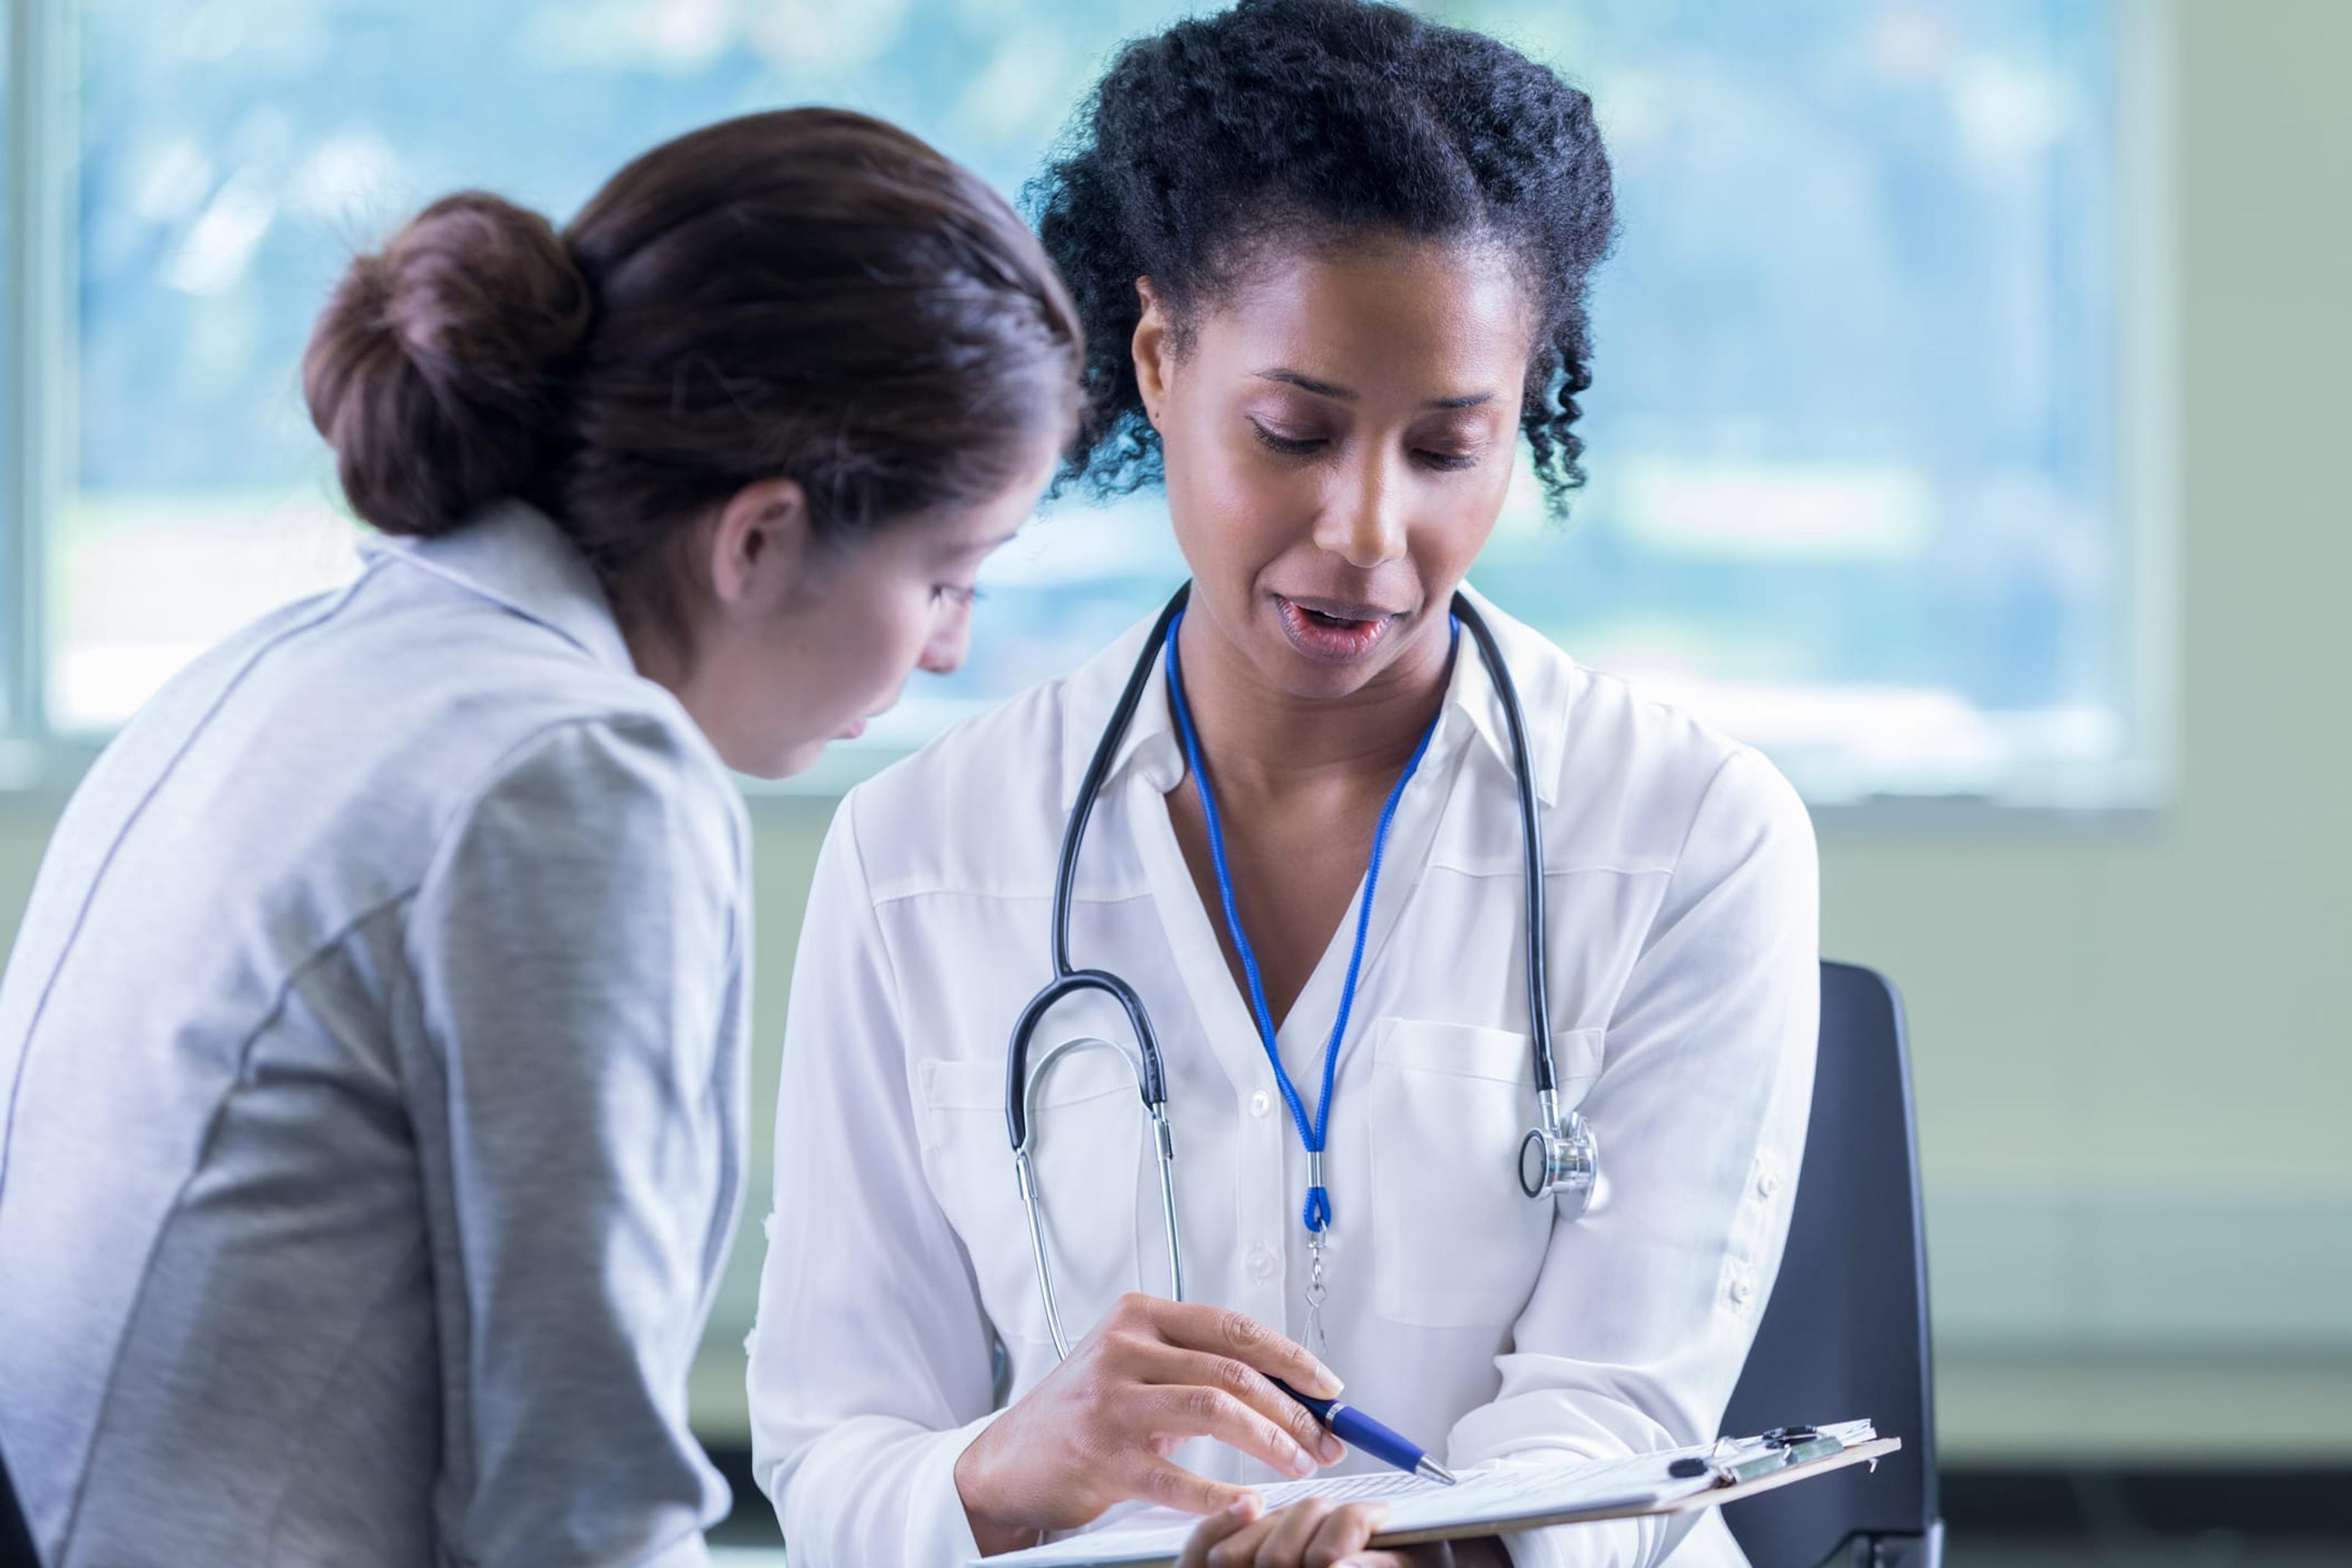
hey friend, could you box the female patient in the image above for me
[0,110,1077,1566]
[749,4,1818,1566]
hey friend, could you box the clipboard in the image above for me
[1373,1431,1902,1547]
[981,1420,1900,1567]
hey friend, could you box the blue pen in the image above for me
[1272,1379,1458,1485]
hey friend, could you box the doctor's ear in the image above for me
[706,477,816,612]
[1131,277,1172,428]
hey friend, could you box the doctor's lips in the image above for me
[1273,592,1403,662]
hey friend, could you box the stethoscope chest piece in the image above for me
[1518,1099,1600,1217]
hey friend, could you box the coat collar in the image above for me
[1055,581,1569,812]
[361,500,635,676]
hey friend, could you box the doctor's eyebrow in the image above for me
[1253,369,1496,410]
[944,527,1023,557]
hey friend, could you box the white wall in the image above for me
[1842,0,2352,1459]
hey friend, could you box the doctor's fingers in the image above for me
[1121,1338,1346,1464]
[1126,1382,1328,1480]
[1128,1454,1267,1522]
[1121,1294,1343,1398]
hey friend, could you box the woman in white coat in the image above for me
[747,6,1820,1568]
[0,110,1079,1568]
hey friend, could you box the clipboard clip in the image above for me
[1672,1423,1863,1487]
[1670,1437,1776,1486]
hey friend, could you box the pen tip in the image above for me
[1416,1457,1459,1487]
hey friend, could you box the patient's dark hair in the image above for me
[1030,0,1614,513]
[304,108,1083,632]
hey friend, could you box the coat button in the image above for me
[1757,1167,1782,1199]
[1249,1090,1272,1118]
[1730,1273,1755,1305]
[1248,1245,1280,1280]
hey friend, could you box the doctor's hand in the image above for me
[954,1293,1349,1555]
[1178,1499,1510,1568]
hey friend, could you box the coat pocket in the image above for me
[1366,1020,1602,1328]
[917,1050,1147,1349]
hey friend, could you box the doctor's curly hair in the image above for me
[1028,0,1616,514]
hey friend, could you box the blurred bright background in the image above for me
[28,0,2143,809]
[4,0,2349,1560]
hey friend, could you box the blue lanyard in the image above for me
[1162,609,1449,1235]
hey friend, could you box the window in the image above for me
[2,6,18,743]
[15,0,2149,806]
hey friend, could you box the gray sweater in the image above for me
[0,503,750,1567]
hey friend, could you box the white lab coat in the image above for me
[748,589,1818,1568]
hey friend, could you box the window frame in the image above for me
[3,0,73,794]
[0,0,2180,822]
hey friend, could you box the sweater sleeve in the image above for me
[407,716,750,1568]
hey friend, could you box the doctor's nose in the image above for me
[1314,451,1409,570]
[919,597,973,676]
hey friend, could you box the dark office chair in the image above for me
[0,1441,39,1568]
[1721,962,1943,1568]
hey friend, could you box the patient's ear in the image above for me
[707,477,813,612]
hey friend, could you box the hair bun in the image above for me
[304,192,593,538]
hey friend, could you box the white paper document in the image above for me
[979,1420,1887,1567]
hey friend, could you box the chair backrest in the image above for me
[1721,962,1939,1568]
[0,1441,39,1568]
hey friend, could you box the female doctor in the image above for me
[748,4,1819,1566]
[0,111,1079,1567]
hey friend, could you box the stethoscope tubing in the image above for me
[1004,585,1192,1155]
[1450,595,1559,1096]
[1003,582,1590,1360]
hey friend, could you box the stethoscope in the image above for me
[1004,582,1598,1359]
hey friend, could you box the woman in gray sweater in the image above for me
[0,108,1079,1568]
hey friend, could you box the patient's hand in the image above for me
[953,1293,1348,1555]
[1177,1499,1509,1567]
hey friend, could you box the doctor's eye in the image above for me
[1248,420,1327,458]
[932,583,984,608]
